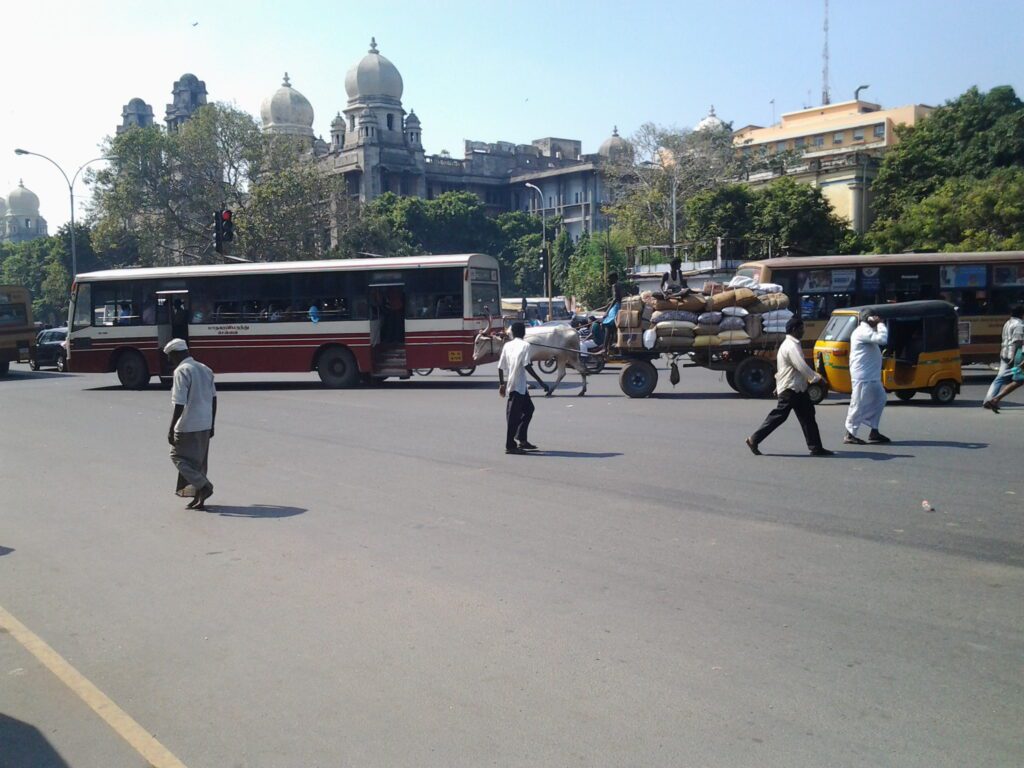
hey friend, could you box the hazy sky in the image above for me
[2,0,1021,228]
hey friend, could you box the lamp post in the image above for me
[14,149,109,279]
[524,182,551,320]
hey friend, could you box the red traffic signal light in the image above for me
[221,210,232,222]
[221,209,234,242]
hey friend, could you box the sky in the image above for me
[2,0,1022,229]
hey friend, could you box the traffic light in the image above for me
[221,209,234,242]
[539,247,546,270]
[212,210,223,254]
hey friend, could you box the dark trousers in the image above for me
[751,389,823,450]
[506,391,535,448]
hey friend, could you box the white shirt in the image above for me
[849,321,889,382]
[498,337,533,396]
[171,356,217,432]
[775,334,818,394]
[1000,317,1024,362]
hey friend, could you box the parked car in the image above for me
[30,327,67,371]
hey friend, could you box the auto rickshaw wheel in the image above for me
[806,381,828,405]
[895,390,916,401]
[930,380,958,404]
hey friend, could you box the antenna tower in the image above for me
[822,0,831,105]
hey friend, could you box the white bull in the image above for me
[473,325,588,396]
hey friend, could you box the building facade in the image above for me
[255,39,621,242]
[733,100,933,233]
[0,181,48,245]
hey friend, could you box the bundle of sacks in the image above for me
[620,278,794,351]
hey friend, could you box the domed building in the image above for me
[2,180,48,244]
[694,105,727,132]
[165,73,208,131]
[598,126,632,162]
[117,97,155,135]
[327,37,426,201]
[261,73,316,141]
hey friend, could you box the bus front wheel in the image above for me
[116,350,150,389]
[317,347,359,388]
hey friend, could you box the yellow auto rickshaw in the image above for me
[813,301,962,404]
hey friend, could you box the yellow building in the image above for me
[733,100,933,234]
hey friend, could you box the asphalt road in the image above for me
[1,361,1021,768]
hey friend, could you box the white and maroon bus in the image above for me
[66,254,502,388]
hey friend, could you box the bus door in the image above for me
[155,290,189,375]
[368,282,407,372]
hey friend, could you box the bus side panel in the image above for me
[404,325,478,369]
[187,327,373,374]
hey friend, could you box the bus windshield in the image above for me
[471,283,500,317]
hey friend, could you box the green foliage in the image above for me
[682,179,849,257]
[551,229,574,294]
[564,230,628,310]
[869,167,1024,253]
[872,86,1024,223]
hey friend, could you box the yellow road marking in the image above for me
[0,603,189,768]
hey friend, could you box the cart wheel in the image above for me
[454,366,476,376]
[930,380,957,404]
[619,360,658,398]
[414,368,434,376]
[725,369,740,393]
[806,381,828,405]
[734,356,775,398]
[538,358,557,374]
[895,390,916,401]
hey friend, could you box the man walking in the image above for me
[983,305,1024,413]
[498,322,547,455]
[165,339,217,509]
[746,317,833,457]
[844,313,890,444]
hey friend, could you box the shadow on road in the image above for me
[0,369,70,383]
[203,504,306,518]
[890,439,988,449]
[763,450,915,461]
[0,546,13,557]
[650,392,738,400]
[0,714,71,767]
[532,450,623,458]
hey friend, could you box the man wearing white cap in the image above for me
[164,338,217,509]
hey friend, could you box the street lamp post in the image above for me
[524,182,551,320]
[14,149,108,279]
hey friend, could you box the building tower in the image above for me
[337,37,425,201]
[260,73,316,143]
[165,73,208,131]
[117,98,155,135]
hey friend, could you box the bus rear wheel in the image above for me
[317,347,359,388]
[116,350,150,389]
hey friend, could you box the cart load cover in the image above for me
[655,321,697,337]
[709,287,759,311]
[698,311,723,326]
[718,330,752,346]
[650,309,699,324]
[692,334,721,347]
[719,316,746,331]
[721,305,749,317]
[659,336,694,350]
[758,293,790,311]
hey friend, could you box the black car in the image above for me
[30,327,67,371]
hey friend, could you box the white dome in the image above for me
[598,126,630,160]
[695,105,726,132]
[7,181,39,216]
[344,38,403,103]
[260,73,315,138]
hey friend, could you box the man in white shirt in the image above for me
[844,313,890,444]
[746,317,833,456]
[983,305,1024,413]
[165,338,217,509]
[498,321,548,455]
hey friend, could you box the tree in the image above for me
[563,230,628,310]
[749,177,848,255]
[870,167,1024,253]
[90,104,343,265]
[872,85,1024,224]
[550,229,574,294]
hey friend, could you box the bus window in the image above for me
[92,282,139,326]
[939,264,989,315]
[405,268,463,319]
[879,265,940,303]
[471,283,499,317]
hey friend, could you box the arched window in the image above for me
[386,114,394,131]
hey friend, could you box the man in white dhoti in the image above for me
[165,339,217,509]
[844,314,890,445]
